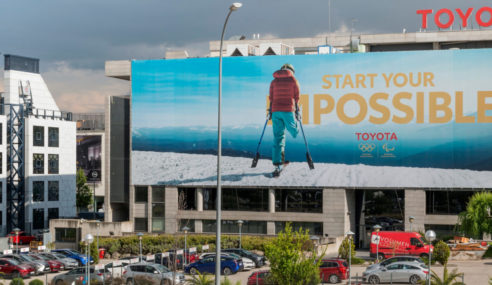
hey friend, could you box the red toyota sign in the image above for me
[417,7,492,29]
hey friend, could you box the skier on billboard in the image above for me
[268,63,300,176]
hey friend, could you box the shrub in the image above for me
[433,240,450,265]
[9,279,24,285]
[352,256,365,265]
[28,281,43,285]
[483,245,492,259]
[338,237,356,260]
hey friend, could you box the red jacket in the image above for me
[269,69,300,112]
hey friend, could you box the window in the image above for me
[55,228,76,242]
[152,187,165,202]
[33,154,44,174]
[410,238,422,247]
[33,181,44,202]
[48,181,59,201]
[203,188,216,210]
[48,208,59,220]
[152,187,165,232]
[33,208,45,229]
[0,123,2,144]
[203,220,267,234]
[0,182,2,203]
[178,188,196,210]
[0,153,2,174]
[0,211,2,226]
[134,218,148,232]
[178,220,195,232]
[202,188,268,211]
[275,221,323,235]
[48,127,59,147]
[275,189,323,213]
[135,187,148,203]
[426,190,476,215]
[33,126,44,146]
[48,154,59,174]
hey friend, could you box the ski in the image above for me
[298,117,315,170]
[251,117,270,168]
[268,161,290,178]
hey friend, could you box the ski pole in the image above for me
[251,116,269,168]
[298,117,315,169]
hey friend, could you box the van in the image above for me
[370,231,433,260]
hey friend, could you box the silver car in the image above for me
[104,260,129,278]
[51,266,112,285]
[123,262,185,285]
[363,261,428,284]
[365,256,424,272]
[40,253,78,269]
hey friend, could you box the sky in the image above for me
[0,0,489,113]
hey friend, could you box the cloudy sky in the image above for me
[0,0,488,113]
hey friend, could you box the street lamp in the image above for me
[96,221,101,260]
[409,216,415,232]
[310,235,320,255]
[425,230,436,285]
[182,226,190,266]
[137,232,144,262]
[373,225,382,262]
[237,220,244,249]
[216,3,242,285]
[345,231,355,285]
[13,227,20,253]
[85,233,94,285]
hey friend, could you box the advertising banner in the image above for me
[131,49,492,188]
[77,135,102,181]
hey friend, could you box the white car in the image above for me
[104,260,129,278]
[199,252,255,271]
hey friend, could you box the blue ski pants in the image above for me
[272,111,299,165]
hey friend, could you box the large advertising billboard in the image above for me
[131,49,492,188]
[77,135,102,182]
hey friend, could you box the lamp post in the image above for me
[373,225,382,262]
[237,220,244,249]
[85,233,94,285]
[137,232,144,262]
[409,216,415,232]
[182,226,190,266]
[310,235,320,255]
[13,227,20,253]
[425,230,436,285]
[96,221,101,260]
[216,3,242,285]
[346,231,355,285]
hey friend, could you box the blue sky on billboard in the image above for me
[0,0,489,112]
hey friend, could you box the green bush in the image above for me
[9,278,24,285]
[338,237,356,260]
[434,240,451,265]
[351,256,365,265]
[28,280,43,285]
[483,245,492,259]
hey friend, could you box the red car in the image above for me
[247,270,271,285]
[8,231,37,245]
[29,254,63,272]
[319,258,349,284]
[0,257,35,278]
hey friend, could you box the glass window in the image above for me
[48,127,59,147]
[33,154,44,174]
[426,191,476,215]
[48,181,59,201]
[48,208,59,220]
[203,188,216,210]
[152,187,165,202]
[0,181,2,203]
[0,153,2,174]
[135,187,148,203]
[134,218,148,232]
[33,126,44,146]
[275,222,323,235]
[178,188,196,210]
[152,218,165,232]
[0,123,2,144]
[152,204,165,217]
[33,181,44,202]
[48,154,59,174]
[275,189,322,213]
[0,211,2,226]
[178,220,195,232]
[33,208,45,229]
[203,220,267,234]
[202,188,268,211]
[363,190,405,231]
[55,228,76,242]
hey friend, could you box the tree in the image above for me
[423,266,464,285]
[433,240,450,265]
[338,237,355,260]
[265,223,322,285]
[76,168,93,209]
[457,191,492,239]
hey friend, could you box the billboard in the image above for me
[77,135,102,181]
[131,49,492,188]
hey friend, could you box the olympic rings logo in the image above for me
[359,143,376,152]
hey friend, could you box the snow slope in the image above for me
[132,151,492,188]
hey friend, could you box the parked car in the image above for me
[29,253,64,272]
[319,258,349,284]
[122,262,185,285]
[185,255,242,276]
[0,257,35,278]
[39,252,79,269]
[247,270,272,285]
[104,260,129,278]
[167,249,198,265]
[365,256,424,272]
[370,231,433,259]
[51,249,93,266]
[1,254,48,275]
[51,266,112,285]
[153,253,183,270]
[8,231,37,245]
[200,252,252,271]
[223,248,266,267]
[363,261,429,284]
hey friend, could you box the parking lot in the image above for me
[17,258,492,284]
